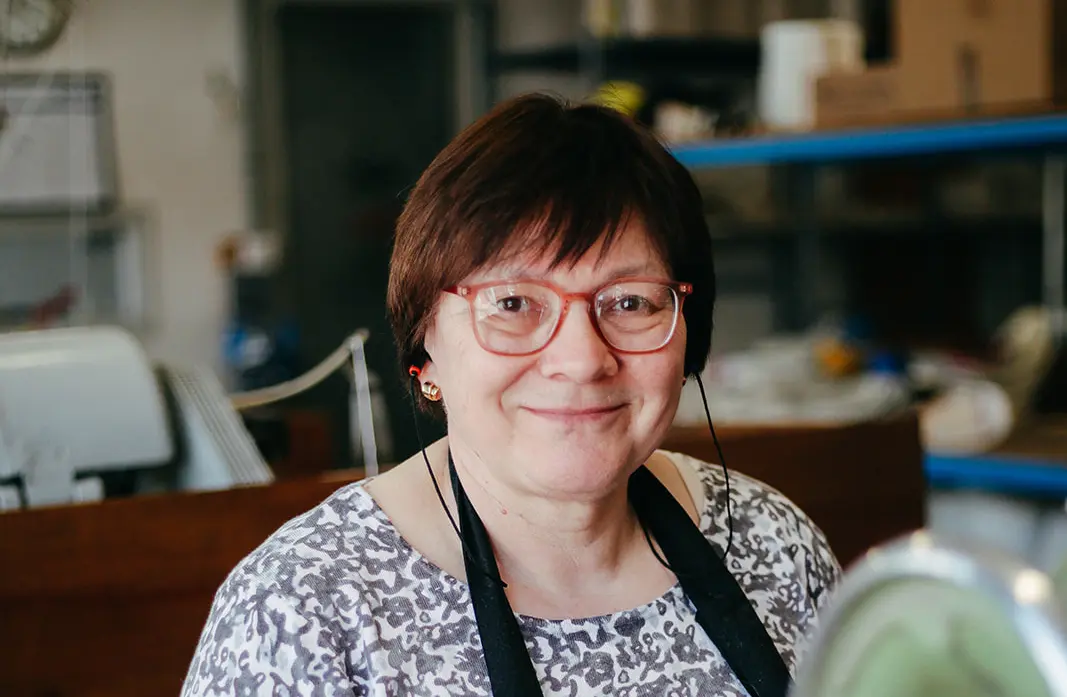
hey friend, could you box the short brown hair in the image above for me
[387,93,715,385]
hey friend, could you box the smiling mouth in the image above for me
[522,405,626,420]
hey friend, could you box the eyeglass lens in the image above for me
[470,281,680,354]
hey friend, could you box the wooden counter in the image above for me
[0,474,360,697]
[664,412,926,568]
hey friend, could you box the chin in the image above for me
[511,438,639,498]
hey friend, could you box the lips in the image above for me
[521,404,626,418]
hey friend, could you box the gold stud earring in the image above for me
[421,381,442,402]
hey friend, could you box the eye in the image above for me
[496,295,533,313]
[608,294,656,315]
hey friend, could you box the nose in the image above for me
[538,301,618,383]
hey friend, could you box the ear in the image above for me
[419,322,441,383]
[418,358,439,385]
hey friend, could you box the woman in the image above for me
[182,93,840,696]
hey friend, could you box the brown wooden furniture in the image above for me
[0,473,361,697]
[0,415,925,696]
[663,412,927,568]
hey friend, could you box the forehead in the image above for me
[467,219,668,284]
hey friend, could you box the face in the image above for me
[420,220,687,501]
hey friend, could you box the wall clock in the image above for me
[0,0,73,56]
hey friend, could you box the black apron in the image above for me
[448,454,792,697]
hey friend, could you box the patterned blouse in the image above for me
[181,451,841,696]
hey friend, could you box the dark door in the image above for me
[279,2,454,467]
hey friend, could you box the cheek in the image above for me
[634,359,684,404]
[674,320,689,369]
[628,342,686,409]
[434,334,531,413]
[468,357,535,407]
[425,303,474,375]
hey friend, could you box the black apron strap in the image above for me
[450,454,791,697]
[629,465,792,697]
[449,456,542,696]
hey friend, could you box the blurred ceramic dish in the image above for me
[791,532,1067,697]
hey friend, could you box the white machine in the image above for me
[792,532,1067,697]
[0,325,380,510]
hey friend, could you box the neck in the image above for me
[444,438,644,597]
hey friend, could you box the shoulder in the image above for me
[182,482,389,695]
[658,449,835,561]
[223,480,383,590]
[657,449,842,668]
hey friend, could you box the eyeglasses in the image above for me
[444,277,692,356]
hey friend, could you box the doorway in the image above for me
[275,2,457,467]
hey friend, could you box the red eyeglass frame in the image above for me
[442,277,693,357]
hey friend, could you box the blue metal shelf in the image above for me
[672,113,1067,169]
[925,452,1067,499]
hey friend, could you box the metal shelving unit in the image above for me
[0,70,146,334]
[674,113,1067,493]
[674,113,1067,337]
[487,33,761,112]
[0,208,152,332]
[672,113,1067,167]
[490,36,760,80]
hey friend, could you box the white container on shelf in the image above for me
[757,19,865,131]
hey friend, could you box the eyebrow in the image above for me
[489,262,662,282]
[601,263,662,280]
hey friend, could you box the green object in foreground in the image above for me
[1053,557,1067,606]
[792,534,1067,697]
[822,581,1050,697]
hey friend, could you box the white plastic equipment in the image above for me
[0,325,273,509]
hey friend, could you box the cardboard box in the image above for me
[814,66,904,127]
[625,0,698,37]
[894,0,1067,112]
[814,1,1067,128]
[695,0,760,37]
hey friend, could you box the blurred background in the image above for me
[3,1,1067,694]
